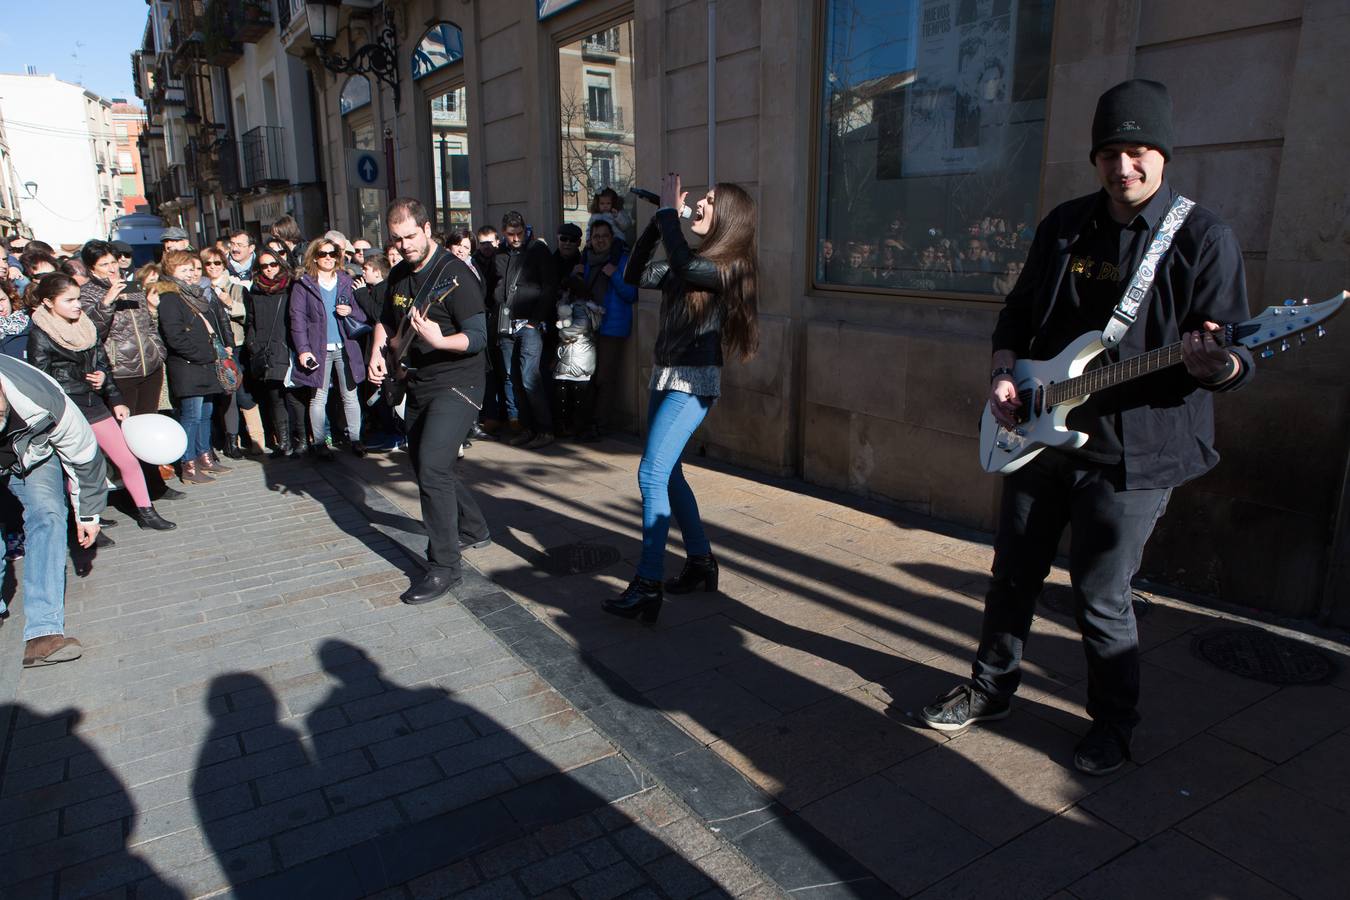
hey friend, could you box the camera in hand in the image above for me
[630,187,693,219]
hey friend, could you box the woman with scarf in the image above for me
[27,274,175,530]
[289,236,368,460]
[78,241,182,503]
[157,250,234,485]
[245,250,306,457]
[203,248,267,458]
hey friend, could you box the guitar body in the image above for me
[979,331,1106,474]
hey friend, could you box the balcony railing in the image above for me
[242,125,287,187]
[585,106,625,135]
[234,0,275,43]
[216,137,242,195]
[582,30,620,58]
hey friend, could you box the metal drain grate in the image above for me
[1038,585,1151,619]
[1192,629,1335,685]
[542,542,622,576]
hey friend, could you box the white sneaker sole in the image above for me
[924,707,1011,732]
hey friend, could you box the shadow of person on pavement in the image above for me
[187,641,730,897]
[0,704,187,898]
[451,464,1131,895]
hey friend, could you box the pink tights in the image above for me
[90,417,151,509]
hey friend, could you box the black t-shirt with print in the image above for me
[1035,202,1154,466]
[379,245,486,389]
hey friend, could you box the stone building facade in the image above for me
[277,0,1348,623]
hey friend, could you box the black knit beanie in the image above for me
[1091,79,1174,161]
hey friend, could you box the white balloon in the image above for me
[121,414,188,466]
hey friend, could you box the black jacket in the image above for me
[26,323,125,424]
[993,186,1254,489]
[624,208,723,368]
[158,288,234,399]
[244,285,293,382]
[471,249,498,309]
[492,238,557,322]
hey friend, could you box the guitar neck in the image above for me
[1045,340,1189,406]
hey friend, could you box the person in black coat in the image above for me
[491,211,557,448]
[27,274,174,529]
[244,251,306,457]
[157,251,235,484]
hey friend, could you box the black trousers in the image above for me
[971,450,1171,742]
[262,381,308,447]
[405,381,488,577]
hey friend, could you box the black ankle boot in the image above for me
[224,435,245,460]
[665,554,719,594]
[602,577,664,623]
[271,438,291,459]
[134,506,177,531]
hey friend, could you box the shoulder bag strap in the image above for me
[1100,193,1196,349]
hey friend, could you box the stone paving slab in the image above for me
[336,433,1350,899]
[0,457,782,899]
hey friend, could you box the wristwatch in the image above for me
[990,366,1015,382]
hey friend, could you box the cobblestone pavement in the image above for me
[332,433,1350,900]
[0,458,782,899]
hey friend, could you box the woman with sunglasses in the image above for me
[203,249,267,458]
[245,251,306,457]
[289,238,369,459]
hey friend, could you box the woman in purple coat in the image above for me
[289,235,368,459]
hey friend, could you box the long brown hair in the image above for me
[688,182,759,361]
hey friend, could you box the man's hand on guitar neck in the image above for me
[989,350,1022,428]
[1182,321,1238,385]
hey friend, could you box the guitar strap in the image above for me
[1099,193,1195,350]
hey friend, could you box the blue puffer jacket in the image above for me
[588,249,638,338]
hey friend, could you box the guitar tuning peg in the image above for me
[1280,339,1290,352]
[1317,326,1327,338]
[1284,298,1296,306]
[1302,297,1310,305]
[1300,332,1308,345]
[1261,347,1276,359]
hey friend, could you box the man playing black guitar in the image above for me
[921,80,1255,774]
[368,198,491,606]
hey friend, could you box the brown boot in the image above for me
[23,635,83,667]
[200,451,232,474]
[180,459,213,484]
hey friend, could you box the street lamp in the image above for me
[306,0,401,111]
[22,181,37,199]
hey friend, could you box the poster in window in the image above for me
[903,0,1016,177]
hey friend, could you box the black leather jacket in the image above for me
[624,208,723,367]
[27,324,124,424]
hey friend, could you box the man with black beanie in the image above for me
[921,79,1254,775]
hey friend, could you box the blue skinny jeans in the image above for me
[637,389,713,580]
[176,394,215,462]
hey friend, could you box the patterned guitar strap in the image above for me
[1099,193,1196,350]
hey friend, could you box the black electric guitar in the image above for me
[380,275,460,408]
[979,291,1346,474]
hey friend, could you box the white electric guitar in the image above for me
[979,291,1347,474]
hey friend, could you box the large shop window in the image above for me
[557,23,637,238]
[816,0,1054,295]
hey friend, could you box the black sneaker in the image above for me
[921,684,1011,732]
[1073,723,1130,776]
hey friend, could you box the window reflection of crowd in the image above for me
[819,215,1032,295]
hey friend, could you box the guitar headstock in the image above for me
[1228,291,1346,357]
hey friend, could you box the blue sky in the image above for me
[0,0,149,103]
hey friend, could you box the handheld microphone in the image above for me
[629,187,693,219]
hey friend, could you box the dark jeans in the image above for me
[498,326,552,433]
[971,450,1171,741]
[262,381,308,447]
[405,381,488,577]
[592,334,626,430]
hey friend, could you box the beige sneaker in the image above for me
[23,635,83,667]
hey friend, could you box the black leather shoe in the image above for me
[665,554,719,594]
[459,535,492,552]
[401,571,463,605]
[134,506,177,531]
[602,576,664,623]
[224,436,245,460]
[470,424,492,441]
[1074,723,1131,776]
[157,486,186,501]
[351,441,368,458]
[312,443,335,461]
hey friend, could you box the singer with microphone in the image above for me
[602,174,759,624]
